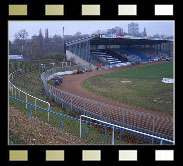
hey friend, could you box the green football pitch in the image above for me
[82,62,174,115]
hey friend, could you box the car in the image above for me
[82,68,92,72]
[77,70,83,74]
[161,58,167,61]
[153,58,159,61]
[81,68,87,72]
[165,57,171,61]
[57,76,62,83]
[53,76,62,86]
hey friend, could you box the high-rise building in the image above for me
[39,28,43,37]
[106,26,124,35]
[128,22,139,36]
[45,28,49,39]
[143,27,147,36]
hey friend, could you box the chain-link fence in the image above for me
[40,66,174,144]
[8,63,174,144]
[9,94,173,145]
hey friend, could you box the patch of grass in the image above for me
[82,62,173,115]
[9,130,27,145]
[102,61,173,79]
[9,61,150,144]
[9,63,128,144]
[9,96,129,144]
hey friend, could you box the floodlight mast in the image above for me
[63,26,66,62]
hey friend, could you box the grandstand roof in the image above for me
[90,37,172,46]
[66,35,172,47]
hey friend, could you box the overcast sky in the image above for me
[9,21,174,41]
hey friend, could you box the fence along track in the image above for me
[9,70,51,112]
[9,96,173,144]
[41,65,173,144]
[51,85,173,137]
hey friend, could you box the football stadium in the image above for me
[9,26,174,145]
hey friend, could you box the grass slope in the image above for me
[10,61,136,144]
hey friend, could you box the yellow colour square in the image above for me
[82,5,100,16]
[82,150,101,161]
[118,5,137,15]
[9,5,27,16]
[46,150,64,161]
[9,150,28,161]
[119,150,137,161]
[45,5,64,15]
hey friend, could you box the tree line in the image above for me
[9,29,91,61]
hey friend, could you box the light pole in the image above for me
[63,27,66,62]
[21,40,24,57]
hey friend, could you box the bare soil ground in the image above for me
[9,106,89,145]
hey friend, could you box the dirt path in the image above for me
[9,106,88,145]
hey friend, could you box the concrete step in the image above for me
[107,60,117,62]
[109,62,117,64]
[98,55,107,57]
[91,52,107,55]
[106,57,116,60]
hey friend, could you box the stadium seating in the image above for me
[124,48,150,62]
[89,50,109,67]
[90,50,124,67]
[110,47,172,63]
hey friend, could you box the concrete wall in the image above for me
[66,50,96,70]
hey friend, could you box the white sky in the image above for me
[9,21,174,41]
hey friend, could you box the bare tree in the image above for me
[14,29,28,56]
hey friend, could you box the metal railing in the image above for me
[80,115,174,145]
[10,80,42,93]
[41,65,174,144]
[9,70,50,116]
[9,96,173,144]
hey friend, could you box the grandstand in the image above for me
[109,48,142,63]
[66,35,173,68]
[90,50,123,67]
